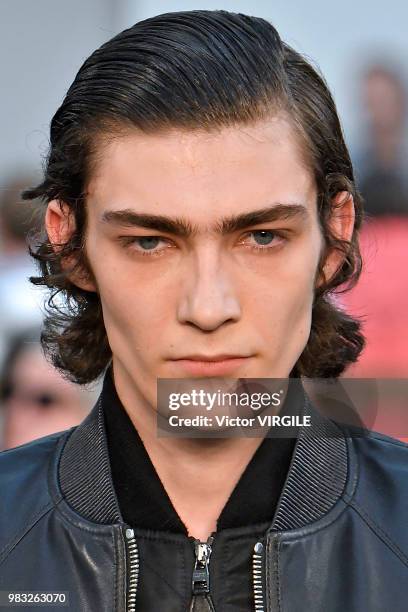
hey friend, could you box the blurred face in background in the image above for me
[1,345,92,449]
[363,68,406,133]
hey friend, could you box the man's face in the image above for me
[83,116,323,405]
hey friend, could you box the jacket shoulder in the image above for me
[351,429,408,480]
[348,429,408,560]
[0,430,71,560]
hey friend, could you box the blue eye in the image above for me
[137,237,161,250]
[240,230,287,253]
[252,231,275,245]
[119,235,172,258]
[119,229,287,259]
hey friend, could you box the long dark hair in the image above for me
[23,10,365,384]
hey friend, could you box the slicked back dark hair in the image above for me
[23,10,365,384]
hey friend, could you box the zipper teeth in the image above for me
[125,528,139,612]
[252,542,265,612]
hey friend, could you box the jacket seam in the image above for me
[0,502,54,566]
[266,535,280,612]
[362,433,408,449]
[52,499,121,535]
[140,554,186,602]
[276,538,282,612]
[348,499,408,568]
[0,432,69,566]
[266,537,271,611]
[154,553,187,601]
[277,496,350,542]
[112,529,118,612]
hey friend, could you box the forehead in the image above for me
[86,116,316,222]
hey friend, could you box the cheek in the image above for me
[246,238,319,334]
[252,276,313,331]
[100,281,159,335]
[92,257,177,360]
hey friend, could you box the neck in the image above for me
[111,359,276,540]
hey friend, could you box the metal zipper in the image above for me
[189,534,216,611]
[124,528,139,612]
[192,535,214,595]
[252,541,265,611]
[122,529,267,611]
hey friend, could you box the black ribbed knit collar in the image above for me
[103,367,303,535]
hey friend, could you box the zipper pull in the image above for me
[192,535,214,595]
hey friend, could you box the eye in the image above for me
[119,235,173,257]
[240,230,287,252]
[135,236,162,250]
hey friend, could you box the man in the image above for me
[1,10,407,612]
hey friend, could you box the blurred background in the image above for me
[0,0,407,447]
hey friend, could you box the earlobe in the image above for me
[45,199,97,292]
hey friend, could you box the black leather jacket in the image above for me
[1,390,408,611]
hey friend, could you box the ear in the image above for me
[45,200,97,292]
[317,191,355,287]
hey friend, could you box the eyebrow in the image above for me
[100,203,309,237]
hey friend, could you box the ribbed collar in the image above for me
[58,370,348,531]
[102,366,297,534]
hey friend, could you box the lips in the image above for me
[175,354,247,361]
[169,355,251,376]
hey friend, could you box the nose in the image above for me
[177,246,241,331]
